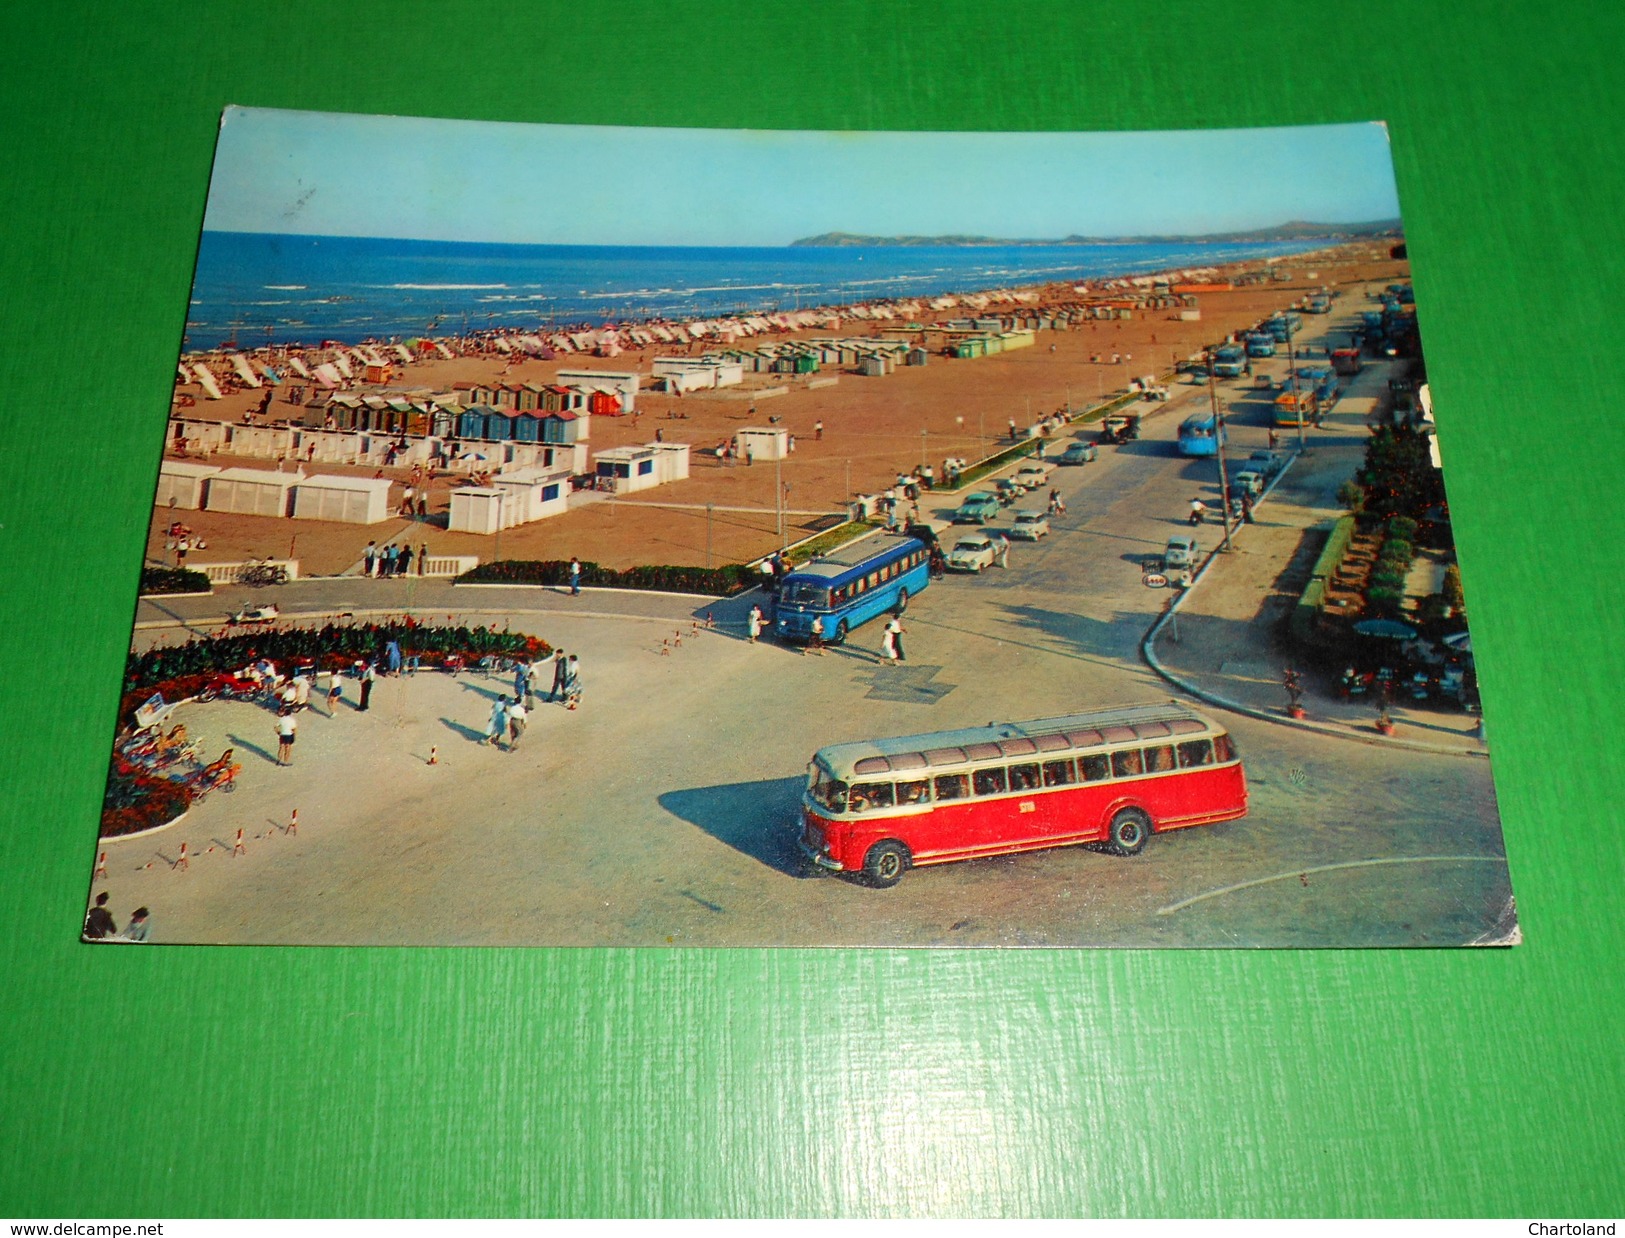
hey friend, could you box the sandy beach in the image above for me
[151,243,1409,574]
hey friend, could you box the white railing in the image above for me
[191,559,301,584]
[422,555,479,577]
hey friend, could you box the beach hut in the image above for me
[510,412,541,443]
[592,447,661,495]
[363,362,391,384]
[645,442,691,484]
[448,488,507,535]
[292,475,393,525]
[458,405,499,440]
[491,465,572,524]
[517,383,545,412]
[587,389,623,417]
[734,427,789,462]
[155,461,221,511]
[203,467,299,519]
[483,411,513,441]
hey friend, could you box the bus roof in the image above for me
[814,702,1224,780]
[783,530,925,582]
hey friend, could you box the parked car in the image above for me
[952,492,1000,524]
[1014,462,1053,490]
[1008,510,1051,540]
[1164,534,1199,572]
[1058,442,1098,466]
[947,533,1000,572]
[1232,470,1264,498]
[1246,450,1285,478]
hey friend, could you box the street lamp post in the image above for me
[1205,348,1235,553]
[1287,321,1306,454]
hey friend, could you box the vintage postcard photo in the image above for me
[85,109,1515,946]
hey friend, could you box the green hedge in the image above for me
[457,559,753,595]
[139,567,212,595]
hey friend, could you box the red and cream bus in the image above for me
[799,702,1247,887]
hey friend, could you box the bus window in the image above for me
[973,767,1007,796]
[934,773,969,800]
[1041,758,1076,787]
[1111,749,1145,778]
[848,782,895,814]
[1177,739,1214,768]
[1213,733,1237,762]
[1079,753,1110,781]
[896,779,929,805]
[1008,763,1040,791]
[816,780,848,813]
[832,587,849,605]
[1145,745,1176,773]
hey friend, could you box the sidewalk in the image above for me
[1145,446,1488,759]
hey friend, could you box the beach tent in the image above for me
[193,364,224,400]
[176,363,193,384]
[433,342,454,360]
[285,356,310,379]
[155,461,221,510]
[391,345,412,364]
[330,353,353,380]
[292,474,393,525]
[229,354,262,388]
[203,467,300,519]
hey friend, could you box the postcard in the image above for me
[84,108,1515,946]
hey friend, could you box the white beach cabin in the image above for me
[292,475,394,525]
[203,467,300,519]
[734,427,789,462]
[155,461,222,511]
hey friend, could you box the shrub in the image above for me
[1386,516,1419,543]
[140,567,212,596]
[1442,564,1465,615]
[1336,479,1366,513]
[1370,567,1407,592]
[457,559,752,595]
[101,756,192,838]
[1366,584,1404,613]
[1379,539,1413,564]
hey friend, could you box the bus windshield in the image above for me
[781,581,831,609]
[807,760,848,813]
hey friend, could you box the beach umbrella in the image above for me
[1440,631,1472,653]
[1353,618,1418,640]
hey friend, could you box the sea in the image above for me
[183,231,1334,353]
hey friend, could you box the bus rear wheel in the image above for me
[862,840,910,888]
[896,588,909,612]
[1105,808,1152,856]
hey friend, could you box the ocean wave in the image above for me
[380,283,510,290]
[264,284,307,290]
[251,300,292,306]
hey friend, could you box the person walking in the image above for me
[1240,491,1255,524]
[505,696,528,751]
[83,893,117,940]
[513,661,530,705]
[364,541,377,578]
[548,650,568,702]
[385,639,403,676]
[358,661,376,712]
[747,605,764,644]
[808,614,826,656]
[418,543,428,576]
[326,672,343,716]
[569,557,582,596]
[886,614,907,662]
[275,710,297,765]
[994,535,1010,570]
[814,419,823,440]
[563,655,582,710]
[486,696,509,747]
[399,545,414,576]
[1189,497,1206,526]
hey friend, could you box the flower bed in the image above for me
[101,755,193,839]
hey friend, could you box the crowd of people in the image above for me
[483,652,582,750]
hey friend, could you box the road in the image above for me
[99,292,1513,947]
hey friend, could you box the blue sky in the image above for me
[204,108,1401,246]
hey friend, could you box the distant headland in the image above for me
[788,219,1403,247]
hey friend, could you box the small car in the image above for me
[1164,534,1199,572]
[947,533,1000,572]
[1058,442,1098,466]
[1008,510,1051,540]
[952,492,1000,524]
[1246,450,1284,478]
[994,478,1025,503]
[1232,470,1264,498]
[1014,462,1053,490]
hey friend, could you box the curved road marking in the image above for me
[1156,854,1510,915]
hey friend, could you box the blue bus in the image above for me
[773,529,932,645]
[1178,411,1224,457]
[1211,344,1247,377]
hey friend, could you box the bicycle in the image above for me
[237,560,289,587]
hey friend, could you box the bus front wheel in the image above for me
[832,620,849,645]
[863,841,910,888]
[1105,808,1152,856]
